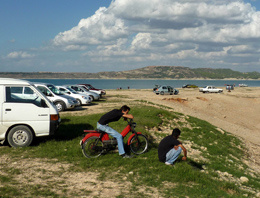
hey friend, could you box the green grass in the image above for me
[1,105,259,197]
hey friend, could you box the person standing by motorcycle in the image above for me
[97,105,134,158]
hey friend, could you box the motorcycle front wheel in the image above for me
[129,134,148,155]
[82,136,104,158]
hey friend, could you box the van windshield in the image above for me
[47,85,63,95]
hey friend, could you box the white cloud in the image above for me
[53,7,128,50]
[131,33,152,50]
[51,0,260,71]
[6,51,35,59]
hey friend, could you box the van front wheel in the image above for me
[7,126,33,147]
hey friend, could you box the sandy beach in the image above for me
[74,86,260,173]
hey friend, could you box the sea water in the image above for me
[26,79,260,89]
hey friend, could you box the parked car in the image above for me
[0,78,60,147]
[154,85,179,95]
[182,84,198,88]
[199,86,223,93]
[239,84,248,87]
[153,84,160,92]
[56,86,92,105]
[65,85,100,101]
[78,84,106,97]
[35,83,78,112]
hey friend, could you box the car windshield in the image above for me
[47,85,63,95]
[81,86,89,91]
[88,85,95,89]
[80,86,88,91]
[67,87,77,94]
[70,86,80,91]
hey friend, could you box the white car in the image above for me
[199,86,223,93]
[35,83,78,112]
[56,86,92,105]
[66,85,100,101]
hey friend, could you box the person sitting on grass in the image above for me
[97,105,134,158]
[158,128,187,165]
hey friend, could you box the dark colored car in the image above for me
[182,84,198,88]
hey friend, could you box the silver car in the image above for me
[35,83,78,112]
[154,85,179,95]
[56,86,92,105]
[65,85,100,101]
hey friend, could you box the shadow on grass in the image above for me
[32,123,95,146]
[93,98,107,103]
[55,123,94,140]
[67,106,87,112]
[174,158,205,171]
[146,134,158,149]
[187,160,205,170]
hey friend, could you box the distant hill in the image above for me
[0,66,259,79]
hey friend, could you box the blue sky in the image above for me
[1,0,260,73]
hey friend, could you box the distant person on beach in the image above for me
[97,105,134,158]
[158,128,187,165]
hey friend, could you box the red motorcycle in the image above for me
[80,119,148,158]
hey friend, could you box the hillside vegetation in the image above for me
[1,66,260,79]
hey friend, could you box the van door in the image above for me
[0,85,4,139]
[2,86,50,135]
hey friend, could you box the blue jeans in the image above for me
[165,147,182,164]
[97,122,125,155]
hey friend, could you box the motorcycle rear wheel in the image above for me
[82,136,104,158]
[129,134,148,155]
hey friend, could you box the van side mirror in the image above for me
[41,99,48,108]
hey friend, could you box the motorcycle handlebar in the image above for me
[125,118,133,123]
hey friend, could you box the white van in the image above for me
[34,83,78,112]
[0,78,60,147]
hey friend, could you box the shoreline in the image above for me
[20,78,260,80]
[1,76,260,80]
